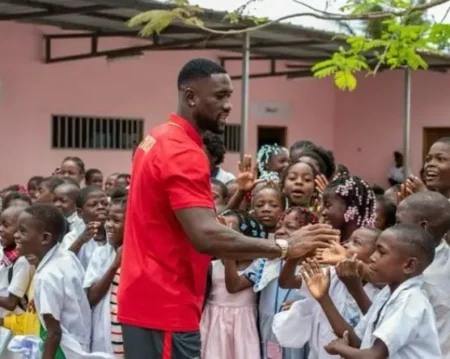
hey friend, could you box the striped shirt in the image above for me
[110,268,124,358]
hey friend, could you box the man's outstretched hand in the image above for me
[287,224,340,259]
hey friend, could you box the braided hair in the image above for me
[327,174,376,228]
[221,209,266,239]
[279,206,319,227]
[256,144,286,181]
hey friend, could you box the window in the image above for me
[223,124,241,153]
[51,115,144,150]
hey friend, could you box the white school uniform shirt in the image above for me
[61,213,86,251]
[78,239,104,270]
[422,240,450,358]
[0,250,32,318]
[34,244,93,354]
[355,275,442,359]
[272,267,379,359]
[83,243,116,355]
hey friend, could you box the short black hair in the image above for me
[375,195,397,229]
[290,140,316,153]
[61,177,81,187]
[117,173,130,180]
[54,183,80,202]
[62,156,85,175]
[1,184,22,193]
[372,185,386,195]
[76,185,105,209]
[41,177,65,192]
[386,223,435,269]
[85,168,103,184]
[116,173,131,187]
[401,191,450,244]
[28,176,44,186]
[336,164,349,177]
[211,178,228,199]
[110,188,128,210]
[24,204,67,244]
[202,131,226,166]
[280,206,319,227]
[300,147,336,181]
[3,191,32,209]
[177,59,227,90]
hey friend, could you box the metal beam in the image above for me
[0,5,109,21]
[403,68,412,178]
[42,24,236,40]
[44,35,225,63]
[230,69,313,80]
[240,33,250,160]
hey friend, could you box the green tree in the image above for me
[128,0,450,91]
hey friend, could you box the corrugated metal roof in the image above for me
[1,0,449,70]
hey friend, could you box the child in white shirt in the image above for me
[53,183,85,250]
[14,204,96,358]
[0,206,32,318]
[68,186,108,269]
[84,191,126,357]
[303,224,441,359]
[0,206,33,358]
[273,227,380,358]
[396,191,450,357]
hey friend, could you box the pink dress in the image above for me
[201,260,261,359]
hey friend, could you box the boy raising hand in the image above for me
[300,224,441,359]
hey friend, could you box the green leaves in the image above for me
[312,48,369,91]
[125,0,449,91]
[312,2,447,91]
[127,2,203,36]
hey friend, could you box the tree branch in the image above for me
[292,0,343,17]
[440,5,450,23]
[191,0,450,35]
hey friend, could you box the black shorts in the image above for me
[122,325,201,359]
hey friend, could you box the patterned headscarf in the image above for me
[221,209,266,239]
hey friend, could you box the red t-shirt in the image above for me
[118,113,214,332]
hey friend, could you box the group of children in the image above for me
[0,157,129,358]
[1,133,450,359]
[202,134,450,359]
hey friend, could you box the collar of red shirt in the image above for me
[169,113,203,148]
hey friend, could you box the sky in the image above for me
[188,0,450,32]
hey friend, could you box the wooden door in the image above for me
[423,128,450,162]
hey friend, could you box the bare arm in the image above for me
[326,338,388,359]
[0,293,21,312]
[87,264,118,307]
[224,260,253,293]
[176,208,339,261]
[346,282,372,314]
[176,208,282,260]
[69,222,98,255]
[335,259,373,314]
[225,189,247,211]
[318,294,361,348]
[278,259,303,289]
[42,314,62,359]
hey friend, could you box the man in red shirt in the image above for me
[118,58,339,359]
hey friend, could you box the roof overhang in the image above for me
[1,0,449,79]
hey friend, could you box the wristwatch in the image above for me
[275,239,289,259]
